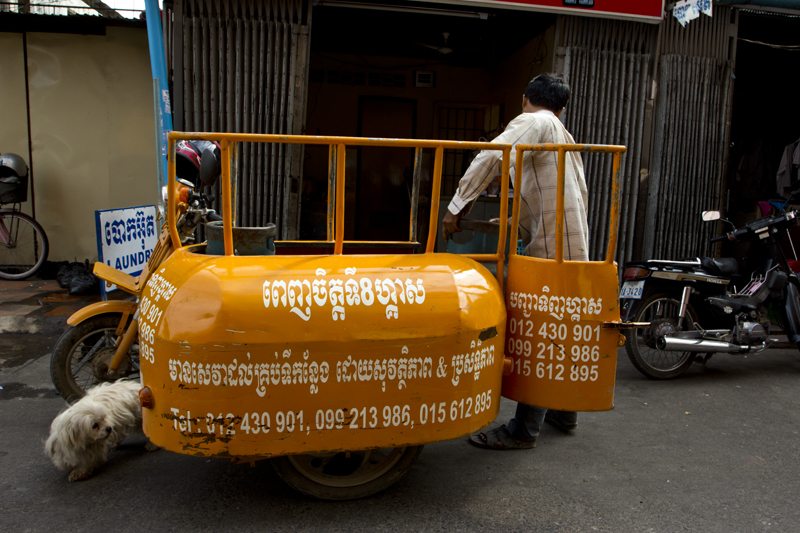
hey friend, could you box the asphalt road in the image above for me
[2,332,799,532]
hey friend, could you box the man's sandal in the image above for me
[468,424,536,450]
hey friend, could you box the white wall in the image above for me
[0,32,33,217]
[0,26,158,262]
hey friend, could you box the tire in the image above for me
[0,210,49,280]
[271,445,423,501]
[50,314,139,403]
[625,294,698,379]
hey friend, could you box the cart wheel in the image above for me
[271,445,423,500]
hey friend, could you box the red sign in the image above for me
[418,0,664,22]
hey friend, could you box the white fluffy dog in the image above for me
[45,380,158,481]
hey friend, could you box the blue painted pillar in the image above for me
[144,0,173,188]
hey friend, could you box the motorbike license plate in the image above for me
[619,280,644,299]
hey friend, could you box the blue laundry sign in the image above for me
[95,205,159,297]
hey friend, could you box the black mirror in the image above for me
[199,146,220,187]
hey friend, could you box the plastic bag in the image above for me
[56,260,100,295]
[68,268,100,295]
[56,262,86,289]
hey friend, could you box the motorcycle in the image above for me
[620,205,800,379]
[49,146,232,402]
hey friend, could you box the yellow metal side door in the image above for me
[500,143,626,412]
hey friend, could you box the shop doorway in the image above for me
[729,11,800,217]
[356,97,417,241]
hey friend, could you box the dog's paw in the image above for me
[144,441,160,452]
[68,468,93,482]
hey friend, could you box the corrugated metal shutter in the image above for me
[557,17,656,264]
[167,0,311,239]
[645,8,738,260]
[558,8,738,263]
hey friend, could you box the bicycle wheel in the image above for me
[0,210,49,280]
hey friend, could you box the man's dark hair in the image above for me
[524,73,570,112]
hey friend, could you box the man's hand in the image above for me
[442,211,463,242]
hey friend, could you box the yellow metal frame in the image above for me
[507,143,626,264]
[140,132,629,457]
[66,300,138,329]
[500,143,627,411]
[166,133,513,289]
[166,135,625,277]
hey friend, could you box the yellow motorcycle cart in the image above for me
[138,132,626,500]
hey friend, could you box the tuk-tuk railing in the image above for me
[508,143,627,265]
[166,134,626,292]
[166,132,513,287]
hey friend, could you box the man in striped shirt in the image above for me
[443,73,588,450]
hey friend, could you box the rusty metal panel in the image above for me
[559,17,652,267]
[171,0,311,235]
[559,10,736,263]
[647,54,731,260]
[183,15,194,131]
[643,7,737,260]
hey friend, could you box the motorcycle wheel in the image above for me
[50,313,139,404]
[625,294,698,379]
[271,445,423,501]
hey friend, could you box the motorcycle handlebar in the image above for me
[709,211,798,245]
[207,211,223,222]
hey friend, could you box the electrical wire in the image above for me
[738,37,800,50]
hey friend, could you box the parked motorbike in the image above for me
[49,147,225,402]
[620,206,800,379]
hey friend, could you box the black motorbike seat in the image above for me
[699,257,738,276]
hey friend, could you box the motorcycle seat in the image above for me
[699,257,738,276]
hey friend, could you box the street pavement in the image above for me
[1,278,799,532]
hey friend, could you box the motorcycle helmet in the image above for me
[0,153,28,181]
[175,140,221,186]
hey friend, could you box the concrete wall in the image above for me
[0,32,33,218]
[0,27,157,262]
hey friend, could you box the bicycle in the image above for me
[0,153,49,280]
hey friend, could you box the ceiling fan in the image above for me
[415,32,453,55]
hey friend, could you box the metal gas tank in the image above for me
[139,248,507,458]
